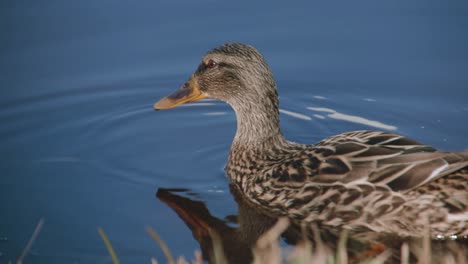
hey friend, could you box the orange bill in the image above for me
[153,77,206,110]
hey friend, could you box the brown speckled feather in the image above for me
[226,130,468,239]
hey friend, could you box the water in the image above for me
[1,0,468,263]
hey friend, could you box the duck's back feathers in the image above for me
[313,130,468,192]
[241,131,468,237]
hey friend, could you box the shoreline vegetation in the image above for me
[10,217,467,264]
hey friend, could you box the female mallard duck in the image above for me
[154,43,468,239]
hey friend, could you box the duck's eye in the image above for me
[206,59,217,69]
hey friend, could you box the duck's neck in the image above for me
[229,94,286,150]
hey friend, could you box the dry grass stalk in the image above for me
[12,215,466,263]
[252,217,290,264]
[291,223,314,263]
[400,242,409,264]
[336,230,349,264]
[369,250,392,264]
[207,228,228,264]
[97,227,120,264]
[193,250,203,264]
[17,218,45,264]
[310,223,331,264]
[146,226,176,264]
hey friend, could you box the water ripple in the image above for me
[279,109,312,121]
[307,107,397,131]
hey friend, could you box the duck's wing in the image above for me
[312,130,468,192]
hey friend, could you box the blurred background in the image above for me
[1,0,467,263]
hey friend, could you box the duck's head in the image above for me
[154,43,278,111]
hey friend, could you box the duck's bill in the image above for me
[153,79,206,110]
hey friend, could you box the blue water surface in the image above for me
[1,0,468,263]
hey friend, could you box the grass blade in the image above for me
[146,226,176,264]
[17,218,45,264]
[98,227,120,264]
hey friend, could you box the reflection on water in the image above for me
[307,107,397,131]
[203,112,228,116]
[280,106,397,130]
[279,109,312,121]
[157,187,298,263]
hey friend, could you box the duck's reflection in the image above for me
[156,185,386,263]
[157,186,281,263]
[157,186,467,263]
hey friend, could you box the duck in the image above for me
[154,43,468,240]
